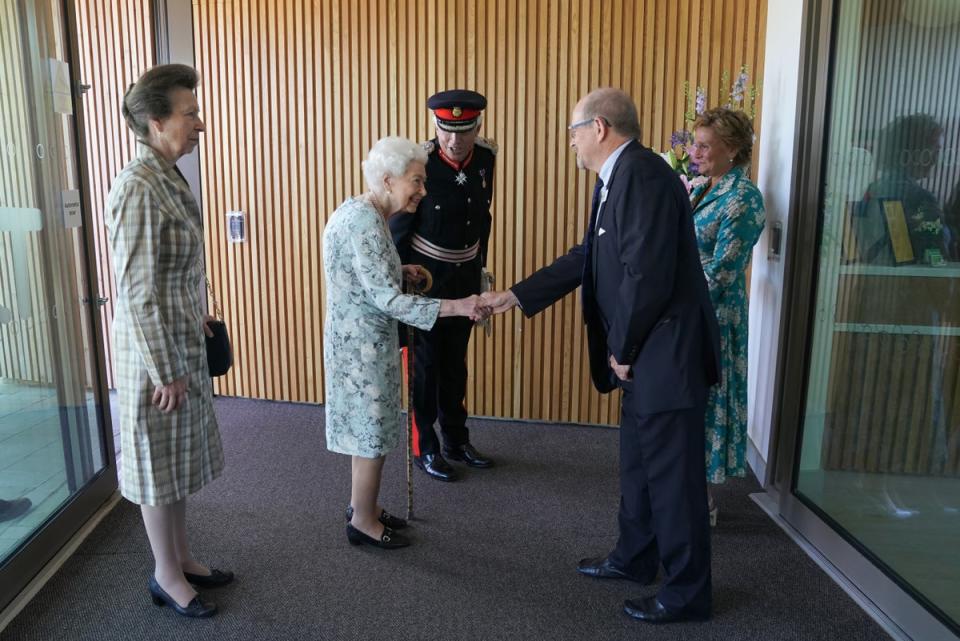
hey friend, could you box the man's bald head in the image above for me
[576,88,642,140]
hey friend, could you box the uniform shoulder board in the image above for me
[475,136,498,155]
[421,140,436,154]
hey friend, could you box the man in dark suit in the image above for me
[482,88,720,623]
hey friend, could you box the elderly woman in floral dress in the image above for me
[322,136,488,549]
[688,107,765,525]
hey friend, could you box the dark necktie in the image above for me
[581,178,603,311]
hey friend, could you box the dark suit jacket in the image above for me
[511,140,721,415]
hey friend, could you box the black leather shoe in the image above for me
[577,556,655,583]
[345,506,408,530]
[183,568,234,588]
[623,596,709,623]
[346,523,410,549]
[443,443,493,468]
[148,577,217,618]
[415,453,458,481]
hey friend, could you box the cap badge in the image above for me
[452,106,463,117]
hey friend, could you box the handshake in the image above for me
[403,265,520,324]
[444,290,520,323]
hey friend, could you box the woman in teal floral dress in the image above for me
[322,137,488,549]
[688,108,765,524]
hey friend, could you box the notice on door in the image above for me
[62,190,81,228]
[49,59,72,115]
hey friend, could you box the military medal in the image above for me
[479,168,486,189]
[455,171,467,185]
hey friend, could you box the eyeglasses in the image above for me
[567,116,610,140]
[567,117,595,132]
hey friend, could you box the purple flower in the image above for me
[695,87,706,115]
[732,71,748,103]
[688,159,700,175]
[670,130,688,147]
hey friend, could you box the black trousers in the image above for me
[411,316,473,456]
[610,389,712,615]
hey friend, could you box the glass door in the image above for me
[0,0,115,611]
[775,1,960,639]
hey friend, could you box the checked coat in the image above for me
[105,142,223,505]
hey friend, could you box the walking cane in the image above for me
[404,267,433,521]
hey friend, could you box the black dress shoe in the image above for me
[414,453,458,481]
[443,443,493,468]
[183,568,234,588]
[345,506,408,530]
[623,596,709,623]
[345,523,410,549]
[577,556,655,583]
[148,577,217,618]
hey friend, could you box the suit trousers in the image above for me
[411,316,473,456]
[610,388,712,615]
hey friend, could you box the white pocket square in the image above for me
[598,227,606,236]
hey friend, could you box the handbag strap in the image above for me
[205,277,224,320]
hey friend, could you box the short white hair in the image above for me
[362,136,428,193]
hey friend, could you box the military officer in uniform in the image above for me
[390,89,496,482]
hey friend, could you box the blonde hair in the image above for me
[693,107,755,166]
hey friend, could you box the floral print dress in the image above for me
[322,197,440,457]
[690,166,765,484]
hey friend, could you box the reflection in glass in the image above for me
[796,0,960,631]
[0,0,108,565]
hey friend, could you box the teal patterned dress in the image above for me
[690,166,765,484]
[322,197,441,458]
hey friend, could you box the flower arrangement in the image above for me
[659,65,760,193]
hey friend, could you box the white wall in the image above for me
[746,0,806,483]
[164,0,202,201]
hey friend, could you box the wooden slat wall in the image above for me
[193,0,767,425]
[74,0,155,388]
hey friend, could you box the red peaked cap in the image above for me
[428,89,486,132]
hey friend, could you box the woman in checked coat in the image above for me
[106,64,229,618]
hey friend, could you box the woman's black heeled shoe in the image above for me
[345,506,408,530]
[184,568,235,588]
[148,577,217,618]
[345,523,410,549]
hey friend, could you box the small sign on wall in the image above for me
[62,190,81,228]
[227,210,245,243]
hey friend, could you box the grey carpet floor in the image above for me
[2,397,891,641]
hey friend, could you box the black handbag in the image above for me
[205,319,233,376]
[205,278,233,377]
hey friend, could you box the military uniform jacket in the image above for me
[390,138,495,299]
